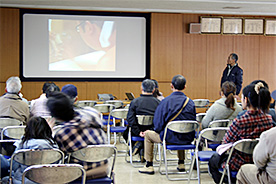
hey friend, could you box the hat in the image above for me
[271,90,276,101]
[61,84,78,98]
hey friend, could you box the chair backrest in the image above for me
[11,148,65,166]
[231,139,259,155]
[164,121,199,138]
[105,100,124,109]
[136,115,154,126]
[77,100,97,107]
[198,127,229,143]
[109,109,128,119]
[193,99,210,108]
[124,104,130,109]
[1,126,25,140]
[93,104,115,113]
[0,118,23,129]
[22,164,86,184]
[196,113,206,123]
[208,119,230,128]
[69,145,117,178]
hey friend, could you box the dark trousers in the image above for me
[208,152,229,184]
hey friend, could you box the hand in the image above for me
[139,131,146,137]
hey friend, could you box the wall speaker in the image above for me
[189,23,201,34]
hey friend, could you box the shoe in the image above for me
[132,141,142,156]
[177,164,186,172]
[138,166,154,174]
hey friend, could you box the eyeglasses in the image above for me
[75,21,86,33]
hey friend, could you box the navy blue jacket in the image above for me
[153,91,196,145]
[221,64,243,95]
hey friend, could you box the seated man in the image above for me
[0,76,29,124]
[236,90,276,184]
[125,79,160,159]
[61,84,78,104]
[139,75,196,174]
[46,91,108,179]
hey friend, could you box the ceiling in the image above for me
[0,0,276,16]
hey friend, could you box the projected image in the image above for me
[49,19,116,71]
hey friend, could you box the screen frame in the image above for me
[20,9,151,82]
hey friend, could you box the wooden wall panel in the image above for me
[206,35,233,100]
[259,36,276,91]
[0,8,20,82]
[119,82,141,100]
[151,13,183,81]
[233,36,260,90]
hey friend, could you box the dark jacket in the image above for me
[153,92,196,145]
[127,94,160,136]
[221,63,243,95]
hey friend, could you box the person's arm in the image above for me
[126,102,140,136]
[235,68,243,95]
[253,132,269,169]
[201,104,216,129]
[220,68,227,87]
[153,104,166,134]
[223,118,239,144]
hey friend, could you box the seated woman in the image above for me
[208,82,275,184]
[1,116,58,184]
[201,81,242,129]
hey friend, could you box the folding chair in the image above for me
[107,109,128,145]
[22,164,86,184]
[1,126,25,140]
[219,139,259,184]
[208,119,230,128]
[158,120,199,181]
[188,127,229,184]
[9,148,65,182]
[93,104,115,125]
[196,113,206,123]
[0,118,23,130]
[193,99,210,113]
[126,115,154,167]
[68,145,117,184]
[77,100,97,107]
[105,100,124,109]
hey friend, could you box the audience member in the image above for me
[124,79,160,161]
[61,84,78,104]
[152,79,165,101]
[139,74,196,174]
[208,82,275,183]
[202,81,242,129]
[0,76,29,124]
[221,53,243,95]
[1,116,58,184]
[46,91,108,179]
[238,80,276,124]
[30,82,58,117]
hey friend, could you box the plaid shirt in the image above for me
[54,107,107,171]
[222,109,274,171]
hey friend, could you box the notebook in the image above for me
[125,93,135,100]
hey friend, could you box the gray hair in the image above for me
[6,76,22,93]
[142,79,155,93]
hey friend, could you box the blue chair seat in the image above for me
[166,144,196,150]
[110,126,127,133]
[103,121,113,126]
[218,168,238,178]
[208,144,220,150]
[70,177,112,184]
[131,136,144,142]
